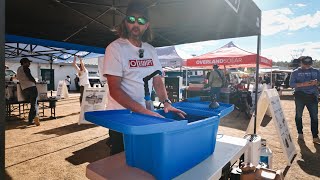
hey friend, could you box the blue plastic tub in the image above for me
[85,102,234,180]
[173,101,234,118]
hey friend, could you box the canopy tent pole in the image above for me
[185,69,188,86]
[0,0,5,178]
[49,57,53,97]
[253,35,261,135]
[270,66,273,88]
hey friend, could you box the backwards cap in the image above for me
[126,1,149,19]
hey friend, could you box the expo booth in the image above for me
[183,42,273,118]
[1,0,287,179]
[156,46,186,103]
[186,41,272,68]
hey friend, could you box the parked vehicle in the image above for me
[5,69,16,81]
[88,71,102,87]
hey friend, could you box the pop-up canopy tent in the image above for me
[1,0,263,176]
[5,0,261,52]
[156,46,190,67]
[4,41,100,63]
[185,41,272,68]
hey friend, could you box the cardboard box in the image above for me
[255,168,284,180]
[240,167,283,180]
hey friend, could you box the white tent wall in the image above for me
[5,60,98,91]
[156,46,190,67]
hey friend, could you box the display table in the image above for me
[6,98,58,119]
[86,135,248,180]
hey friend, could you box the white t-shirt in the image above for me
[102,38,162,110]
[78,69,90,86]
[65,77,71,86]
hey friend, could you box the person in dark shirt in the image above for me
[16,58,40,126]
[289,56,320,144]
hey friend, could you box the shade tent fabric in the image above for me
[6,0,261,51]
[185,42,272,68]
[156,46,189,67]
[163,66,207,72]
[4,40,102,63]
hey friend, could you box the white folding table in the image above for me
[86,135,248,180]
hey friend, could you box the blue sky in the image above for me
[175,0,320,62]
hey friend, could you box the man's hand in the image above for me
[163,103,187,119]
[310,79,318,86]
[302,80,318,87]
[143,110,165,118]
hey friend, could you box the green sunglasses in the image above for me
[126,16,148,25]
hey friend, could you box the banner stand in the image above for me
[246,89,296,165]
[78,84,108,124]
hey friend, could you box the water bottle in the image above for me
[260,139,273,168]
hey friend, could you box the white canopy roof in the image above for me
[156,46,189,67]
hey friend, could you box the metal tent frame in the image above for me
[1,0,263,178]
[5,42,93,62]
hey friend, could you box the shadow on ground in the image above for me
[5,170,13,180]
[35,123,97,136]
[66,139,109,165]
[296,140,320,177]
[5,112,81,130]
[280,95,294,101]
[219,110,250,131]
[220,110,273,131]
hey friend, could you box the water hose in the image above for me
[143,70,162,110]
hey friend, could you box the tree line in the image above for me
[273,59,320,69]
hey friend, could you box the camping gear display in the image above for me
[85,100,233,180]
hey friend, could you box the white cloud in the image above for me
[309,11,320,28]
[261,42,320,62]
[295,3,307,7]
[262,8,320,36]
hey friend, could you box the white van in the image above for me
[5,69,17,81]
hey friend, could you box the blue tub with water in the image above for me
[85,101,234,180]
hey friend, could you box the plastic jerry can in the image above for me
[260,139,273,169]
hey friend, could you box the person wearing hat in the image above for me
[102,1,186,155]
[16,58,40,126]
[208,64,226,101]
[289,56,320,144]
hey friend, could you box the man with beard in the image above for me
[289,56,320,144]
[102,1,186,155]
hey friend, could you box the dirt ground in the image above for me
[4,91,320,180]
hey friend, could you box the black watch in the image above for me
[162,99,172,105]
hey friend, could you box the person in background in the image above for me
[263,74,270,85]
[72,56,90,105]
[208,64,226,101]
[236,80,247,91]
[231,74,238,86]
[16,58,40,126]
[65,75,71,91]
[74,74,80,92]
[102,1,186,155]
[289,56,320,144]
